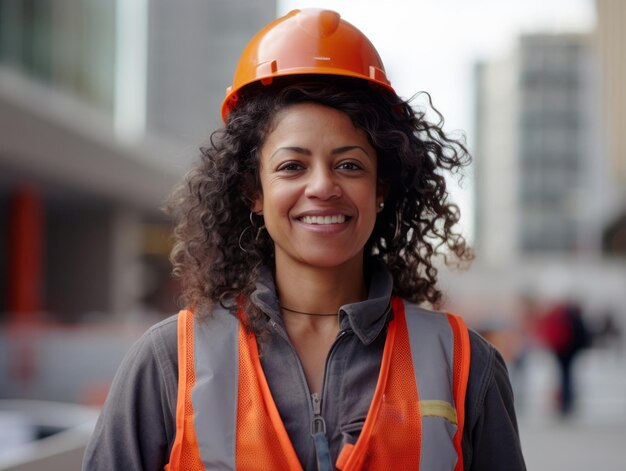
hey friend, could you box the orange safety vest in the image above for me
[166,297,470,470]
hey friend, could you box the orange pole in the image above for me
[7,185,44,321]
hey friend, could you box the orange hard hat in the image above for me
[221,8,394,121]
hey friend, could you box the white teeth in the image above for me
[301,215,346,225]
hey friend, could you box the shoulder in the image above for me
[144,313,179,358]
[463,330,525,470]
[115,314,180,381]
[148,312,179,332]
[146,307,238,362]
[466,329,511,411]
[82,314,181,470]
[401,300,499,369]
[468,329,498,379]
[101,313,181,424]
[143,314,180,384]
[400,301,516,428]
[401,300,453,330]
[112,313,180,404]
[400,301,474,352]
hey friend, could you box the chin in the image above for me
[298,250,364,270]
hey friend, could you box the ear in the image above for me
[252,193,263,214]
[376,181,386,212]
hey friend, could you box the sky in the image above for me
[277,0,596,239]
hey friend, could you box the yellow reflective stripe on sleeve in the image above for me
[420,400,458,425]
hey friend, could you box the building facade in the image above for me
[596,0,626,256]
[474,33,600,265]
[0,0,276,323]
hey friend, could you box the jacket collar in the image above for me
[250,261,393,346]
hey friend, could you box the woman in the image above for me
[83,9,525,471]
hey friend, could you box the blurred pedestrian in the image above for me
[83,9,525,470]
[536,301,591,416]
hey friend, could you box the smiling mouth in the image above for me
[299,215,348,225]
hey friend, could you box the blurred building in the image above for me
[475,33,601,266]
[473,52,519,267]
[596,0,626,256]
[0,0,275,324]
[146,0,273,147]
[474,1,626,266]
[461,10,626,324]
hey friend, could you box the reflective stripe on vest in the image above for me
[166,298,471,470]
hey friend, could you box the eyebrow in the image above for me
[270,145,370,160]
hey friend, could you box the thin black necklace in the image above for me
[280,305,337,317]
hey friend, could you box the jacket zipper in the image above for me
[270,320,348,469]
[311,392,326,434]
[312,330,347,471]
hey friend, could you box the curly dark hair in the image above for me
[167,76,473,332]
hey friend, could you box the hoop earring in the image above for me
[393,209,402,242]
[238,226,251,253]
[250,211,266,241]
[239,211,266,253]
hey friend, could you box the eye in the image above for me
[337,160,364,171]
[277,161,304,172]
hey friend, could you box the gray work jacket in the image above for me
[83,266,526,470]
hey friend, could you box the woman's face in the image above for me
[253,102,383,272]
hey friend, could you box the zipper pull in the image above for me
[310,392,325,434]
[310,393,333,471]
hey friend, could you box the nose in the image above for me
[304,166,341,200]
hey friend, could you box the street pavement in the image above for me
[513,346,626,470]
[520,419,625,470]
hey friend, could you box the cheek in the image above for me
[261,183,296,217]
[357,181,380,209]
